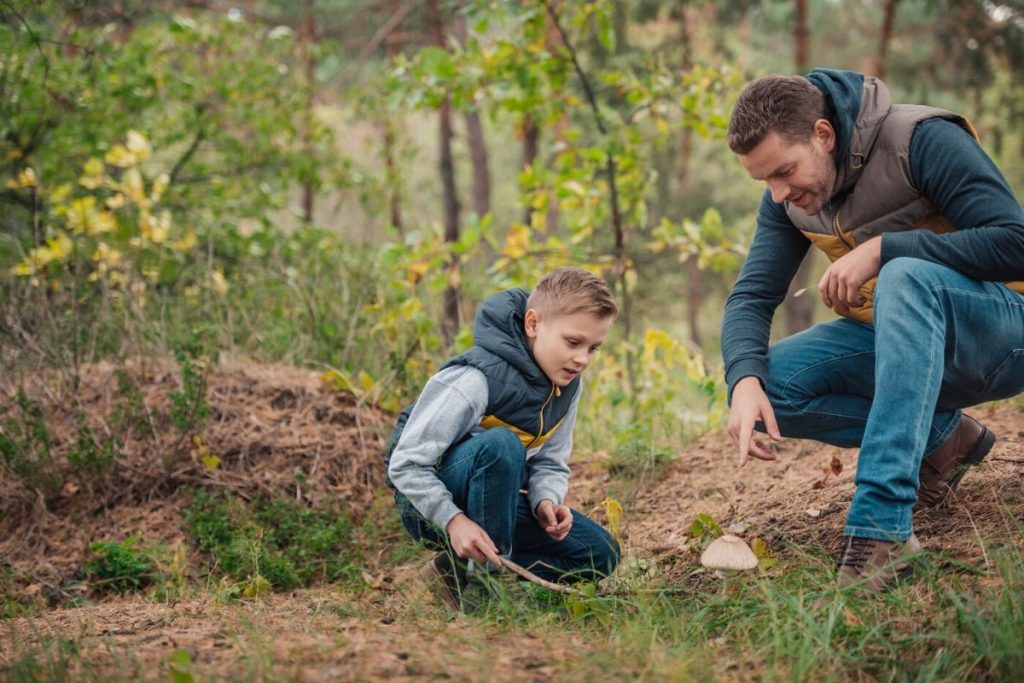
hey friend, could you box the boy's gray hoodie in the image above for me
[387,289,580,530]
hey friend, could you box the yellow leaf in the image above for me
[210,270,228,298]
[242,575,271,598]
[200,454,221,470]
[357,371,374,391]
[319,369,352,393]
[602,496,623,541]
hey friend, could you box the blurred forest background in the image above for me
[1,0,1023,454]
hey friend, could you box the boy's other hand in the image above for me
[727,375,782,467]
[536,499,572,541]
[446,513,502,565]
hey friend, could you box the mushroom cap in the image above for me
[700,534,759,571]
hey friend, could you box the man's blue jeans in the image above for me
[395,428,620,582]
[762,258,1024,541]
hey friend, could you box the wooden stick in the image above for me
[498,558,585,596]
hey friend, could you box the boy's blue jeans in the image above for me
[396,428,620,582]
[760,258,1024,542]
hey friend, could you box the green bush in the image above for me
[82,536,156,593]
[185,489,357,591]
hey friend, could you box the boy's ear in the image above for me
[523,308,540,339]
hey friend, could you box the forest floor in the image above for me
[2,361,1023,681]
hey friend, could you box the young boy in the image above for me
[386,266,621,611]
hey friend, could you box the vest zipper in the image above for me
[832,213,853,251]
[526,384,557,450]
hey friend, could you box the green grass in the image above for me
[415,532,1024,682]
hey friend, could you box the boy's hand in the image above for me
[535,499,572,541]
[446,513,502,565]
[726,376,782,467]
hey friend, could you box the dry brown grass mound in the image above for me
[0,358,391,595]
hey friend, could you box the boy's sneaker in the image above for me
[836,534,921,593]
[419,552,486,613]
[915,416,995,510]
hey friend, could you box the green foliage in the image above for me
[169,334,213,434]
[0,389,60,494]
[688,512,723,544]
[82,536,156,594]
[66,419,118,478]
[185,489,358,592]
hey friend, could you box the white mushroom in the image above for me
[700,534,759,571]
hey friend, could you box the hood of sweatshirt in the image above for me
[471,288,549,387]
[806,68,893,200]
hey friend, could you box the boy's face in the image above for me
[524,309,613,387]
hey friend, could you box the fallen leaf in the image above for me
[830,456,843,476]
[805,508,821,518]
[812,478,827,490]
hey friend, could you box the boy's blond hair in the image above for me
[526,267,618,319]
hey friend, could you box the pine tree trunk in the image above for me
[428,0,462,346]
[784,0,816,336]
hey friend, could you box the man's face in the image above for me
[738,123,837,215]
[524,309,613,387]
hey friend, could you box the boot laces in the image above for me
[839,537,876,571]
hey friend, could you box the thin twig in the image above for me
[498,557,584,595]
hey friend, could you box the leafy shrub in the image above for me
[185,489,357,591]
[0,389,60,494]
[82,536,156,593]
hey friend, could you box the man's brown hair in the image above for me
[728,75,826,154]
[527,267,618,319]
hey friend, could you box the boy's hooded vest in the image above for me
[385,289,579,469]
[791,75,1024,323]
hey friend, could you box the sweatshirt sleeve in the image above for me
[387,365,488,529]
[525,383,580,513]
[721,191,811,400]
[881,118,1024,280]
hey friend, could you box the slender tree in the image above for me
[783,0,816,336]
[874,0,900,79]
[453,14,491,220]
[427,0,462,345]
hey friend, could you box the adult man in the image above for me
[722,69,1024,591]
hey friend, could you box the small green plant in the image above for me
[82,536,156,593]
[66,419,118,478]
[0,389,60,494]
[169,334,213,434]
[111,368,153,439]
[185,489,358,591]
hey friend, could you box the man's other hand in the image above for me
[818,236,882,315]
[727,376,782,466]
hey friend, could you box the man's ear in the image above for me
[524,308,539,339]
[813,118,836,153]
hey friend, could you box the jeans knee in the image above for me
[591,532,621,577]
[875,257,934,304]
[475,428,526,475]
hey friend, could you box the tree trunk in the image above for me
[384,0,404,236]
[453,15,492,219]
[521,115,540,227]
[428,0,462,345]
[301,0,317,223]
[383,119,404,236]
[874,0,899,79]
[784,0,816,336]
[676,0,702,346]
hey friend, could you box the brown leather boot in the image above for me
[914,415,994,510]
[837,534,922,592]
